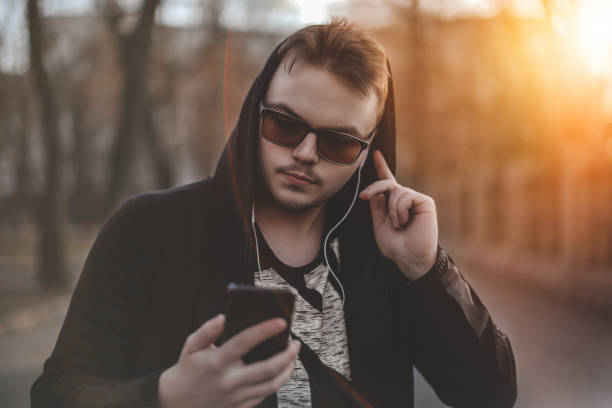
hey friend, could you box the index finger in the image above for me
[372,150,395,181]
[218,318,287,363]
[182,314,225,356]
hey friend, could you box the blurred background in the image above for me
[0,0,611,407]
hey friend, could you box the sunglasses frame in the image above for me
[259,101,377,166]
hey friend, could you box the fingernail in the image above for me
[276,318,287,329]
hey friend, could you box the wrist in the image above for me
[395,248,439,281]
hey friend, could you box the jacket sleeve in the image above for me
[30,195,165,408]
[387,245,517,408]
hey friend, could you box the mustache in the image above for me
[276,165,322,184]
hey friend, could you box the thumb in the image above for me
[181,314,225,357]
[369,193,387,227]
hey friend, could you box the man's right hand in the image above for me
[158,314,301,408]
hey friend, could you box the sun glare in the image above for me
[291,0,333,24]
[575,0,612,76]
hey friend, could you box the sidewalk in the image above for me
[0,223,97,337]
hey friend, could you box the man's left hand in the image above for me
[359,150,439,281]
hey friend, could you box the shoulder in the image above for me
[109,177,214,239]
[114,177,214,226]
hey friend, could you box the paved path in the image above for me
[413,269,612,408]
[1,269,612,407]
[0,315,65,408]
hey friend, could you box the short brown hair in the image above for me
[276,18,390,122]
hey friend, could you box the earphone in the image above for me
[251,204,265,285]
[251,154,366,313]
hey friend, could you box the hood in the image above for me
[207,36,397,288]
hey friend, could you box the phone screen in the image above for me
[221,283,296,364]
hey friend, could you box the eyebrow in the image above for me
[265,101,369,140]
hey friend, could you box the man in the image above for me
[32,19,517,408]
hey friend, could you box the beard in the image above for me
[263,180,329,214]
[254,165,330,214]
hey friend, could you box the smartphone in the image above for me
[221,283,296,364]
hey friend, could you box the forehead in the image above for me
[264,59,378,137]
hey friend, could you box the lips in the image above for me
[284,171,315,184]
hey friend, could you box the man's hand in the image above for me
[359,150,439,281]
[158,314,301,408]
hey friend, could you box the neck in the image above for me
[253,193,325,239]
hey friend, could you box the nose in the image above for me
[292,132,318,164]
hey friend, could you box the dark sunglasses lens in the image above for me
[318,130,362,164]
[262,111,306,145]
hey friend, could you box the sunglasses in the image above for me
[259,101,377,165]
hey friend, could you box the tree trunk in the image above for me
[406,0,428,189]
[27,0,69,289]
[143,96,173,189]
[104,0,162,213]
[68,94,99,222]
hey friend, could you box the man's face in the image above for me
[257,59,379,213]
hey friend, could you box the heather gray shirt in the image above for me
[253,230,350,408]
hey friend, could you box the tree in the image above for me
[103,0,166,213]
[27,0,69,288]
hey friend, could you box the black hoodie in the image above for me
[31,37,517,408]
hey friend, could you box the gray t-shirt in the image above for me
[253,224,350,408]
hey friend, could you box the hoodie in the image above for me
[31,36,517,408]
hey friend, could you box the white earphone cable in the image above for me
[251,157,366,316]
[324,159,364,311]
[251,204,266,286]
